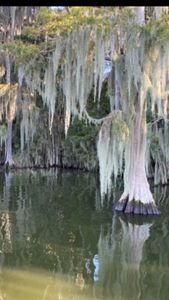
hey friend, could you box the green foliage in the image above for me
[1,6,138,71]
[0,124,7,139]
[3,5,169,175]
[87,82,110,118]
[36,7,56,25]
[143,17,169,48]
[146,109,155,123]
[3,41,40,65]
[44,9,110,36]
[63,117,98,170]
[21,7,114,40]
[150,134,161,154]
[126,13,169,53]
[2,7,118,69]
[20,26,43,43]
[68,117,98,142]
[112,117,129,143]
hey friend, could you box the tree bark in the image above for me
[5,53,14,167]
[5,53,11,84]
[115,6,160,215]
[135,7,145,25]
[5,120,14,167]
[115,103,160,215]
[114,61,121,110]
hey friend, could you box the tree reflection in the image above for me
[0,170,167,300]
[0,172,13,300]
[140,185,169,300]
[95,215,152,300]
[1,172,13,254]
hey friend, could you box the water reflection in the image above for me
[94,216,152,300]
[0,268,91,300]
[0,173,13,255]
[0,170,167,299]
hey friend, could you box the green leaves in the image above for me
[3,41,40,65]
[36,7,56,25]
[20,26,43,43]
[143,17,169,47]
[28,7,113,38]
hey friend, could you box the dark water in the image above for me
[0,168,168,300]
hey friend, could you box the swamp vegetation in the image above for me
[0,7,169,215]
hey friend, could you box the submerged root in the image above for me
[115,197,161,215]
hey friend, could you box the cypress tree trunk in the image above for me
[115,7,160,215]
[114,61,121,110]
[115,102,160,215]
[3,7,20,167]
[5,53,14,167]
[5,119,14,167]
[135,7,145,25]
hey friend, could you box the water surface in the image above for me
[0,169,168,300]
